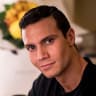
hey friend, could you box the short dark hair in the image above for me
[19,5,70,36]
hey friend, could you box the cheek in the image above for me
[49,42,65,58]
[29,53,37,65]
[29,53,41,69]
[50,42,69,62]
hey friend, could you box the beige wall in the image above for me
[63,0,96,31]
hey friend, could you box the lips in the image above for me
[40,62,55,70]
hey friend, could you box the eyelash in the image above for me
[26,45,36,52]
[45,38,55,44]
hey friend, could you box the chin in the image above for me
[43,72,57,79]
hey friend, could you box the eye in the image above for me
[45,38,55,45]
[25,45,36,52]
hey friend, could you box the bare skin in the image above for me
[22,16,88,92]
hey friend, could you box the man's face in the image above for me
[22,17,75,78]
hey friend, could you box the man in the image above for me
[19,5,96,96]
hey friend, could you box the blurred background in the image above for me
[0,0,96,96]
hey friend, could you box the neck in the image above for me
[56,55,87,92]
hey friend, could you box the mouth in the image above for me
[40,61,55,70]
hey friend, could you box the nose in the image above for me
[37,46,49,61]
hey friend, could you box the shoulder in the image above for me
[84,57,96,77]
[83,63,96,95]
[86,57,96,74]
[85,57,96,71]
[84,57,96,86]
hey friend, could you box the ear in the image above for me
[66,28,75,46]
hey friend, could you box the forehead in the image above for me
[22,17,61,44]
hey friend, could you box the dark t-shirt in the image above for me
[28,58,96,96]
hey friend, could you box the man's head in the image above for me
[19,5,70,37]
[19,5,76,78]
